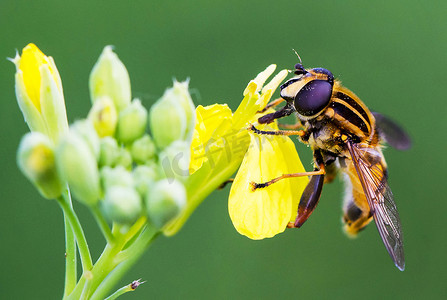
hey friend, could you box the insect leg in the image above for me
[250,124,305,137]
[257,98,285,113]
[279,123,302,130]
[288,150,327,228]
[288,171,325,228]
[257,103,295,124]
[249,168,325,191]
[217,178,234,190]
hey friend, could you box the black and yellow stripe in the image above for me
[328,82,375,140]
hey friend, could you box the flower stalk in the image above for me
[13,43,306,299]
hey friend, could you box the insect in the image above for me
[250,60,411,271]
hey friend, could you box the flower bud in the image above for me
[89,46,131,112]
[17,132,62,199]
[145,179,186,229]
[70,120,100,160]
[102,186,142,225]
[101,166,134,189]
[133,164,159,197]
[88,96,117,137]
[12,43,68,142]
[131,134,156,164]
[115,147,133,169]
[116,99,148,144]
[149,81,196,149]
[98,137,120,167]
[56,131,101,206]
[158,140,190,181]
[170,81,196,142]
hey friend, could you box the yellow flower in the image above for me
[11,43,68,142]
[228,125,308,239]
[163,65,293,236]
[184,64,308,240]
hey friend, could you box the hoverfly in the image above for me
[250,60,411,271]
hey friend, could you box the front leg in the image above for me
[250,124,306,137]
[257,103,295,124]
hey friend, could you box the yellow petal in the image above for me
[228,128,308,240]
[190,104,233,173]
[18,44,55,111]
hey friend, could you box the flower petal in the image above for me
[190,104,233,173]
[229,128,308,239]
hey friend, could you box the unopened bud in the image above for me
[116,99,148,144]
[17,132,62,199]
[12,43,68,142]
[101,166,134,189]
[170,80,196,142]
[88,96,117,137]
[145,179,186,229]
[158,140,190,181]
[56,131,101,206]
[70,120,100,160]
[89,46,131,112]
[98,137,120,167]
[133,164,159,197]
[131,134,156,164]
[149,82,194,149]
[102,186,142,225]
[115,147,133,169]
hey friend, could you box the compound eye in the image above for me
[294,80,332,116]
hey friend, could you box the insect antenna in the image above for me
[292,48,303,64]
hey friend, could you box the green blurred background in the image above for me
[1,0,446,299]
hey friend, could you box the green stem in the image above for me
[91,205,114,243]
[61,189,76,298]
[57,196,93,272]
[104,282,138,300]
[122,216,147,243]
[90,226,158,300]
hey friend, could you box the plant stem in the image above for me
[61,189,76,298]
[104,282,137,300]
[91,205,114,243]
[90,226,158,300]
[57,196,93,272]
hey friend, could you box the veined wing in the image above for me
[347,142,405,271]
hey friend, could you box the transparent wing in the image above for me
[347,142,405,271]
[372,112,412,151]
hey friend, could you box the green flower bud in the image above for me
[88,96,117,137]
[102,186,142,225]
[56,131,101,206]
[17,132,62,199]
[70,120,100,160]
[116,99,148,144]
[101,166,134,189]
[149,81,195,149]
[98,137,120,167]
[89,46,131,112]
[133,165,159,197]
[171,80,196,143]
[116,147,133,169]
[145,179,186,229]
[158,140,190,181]
[131,134,156,164]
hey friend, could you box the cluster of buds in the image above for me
[15,44,196,230]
